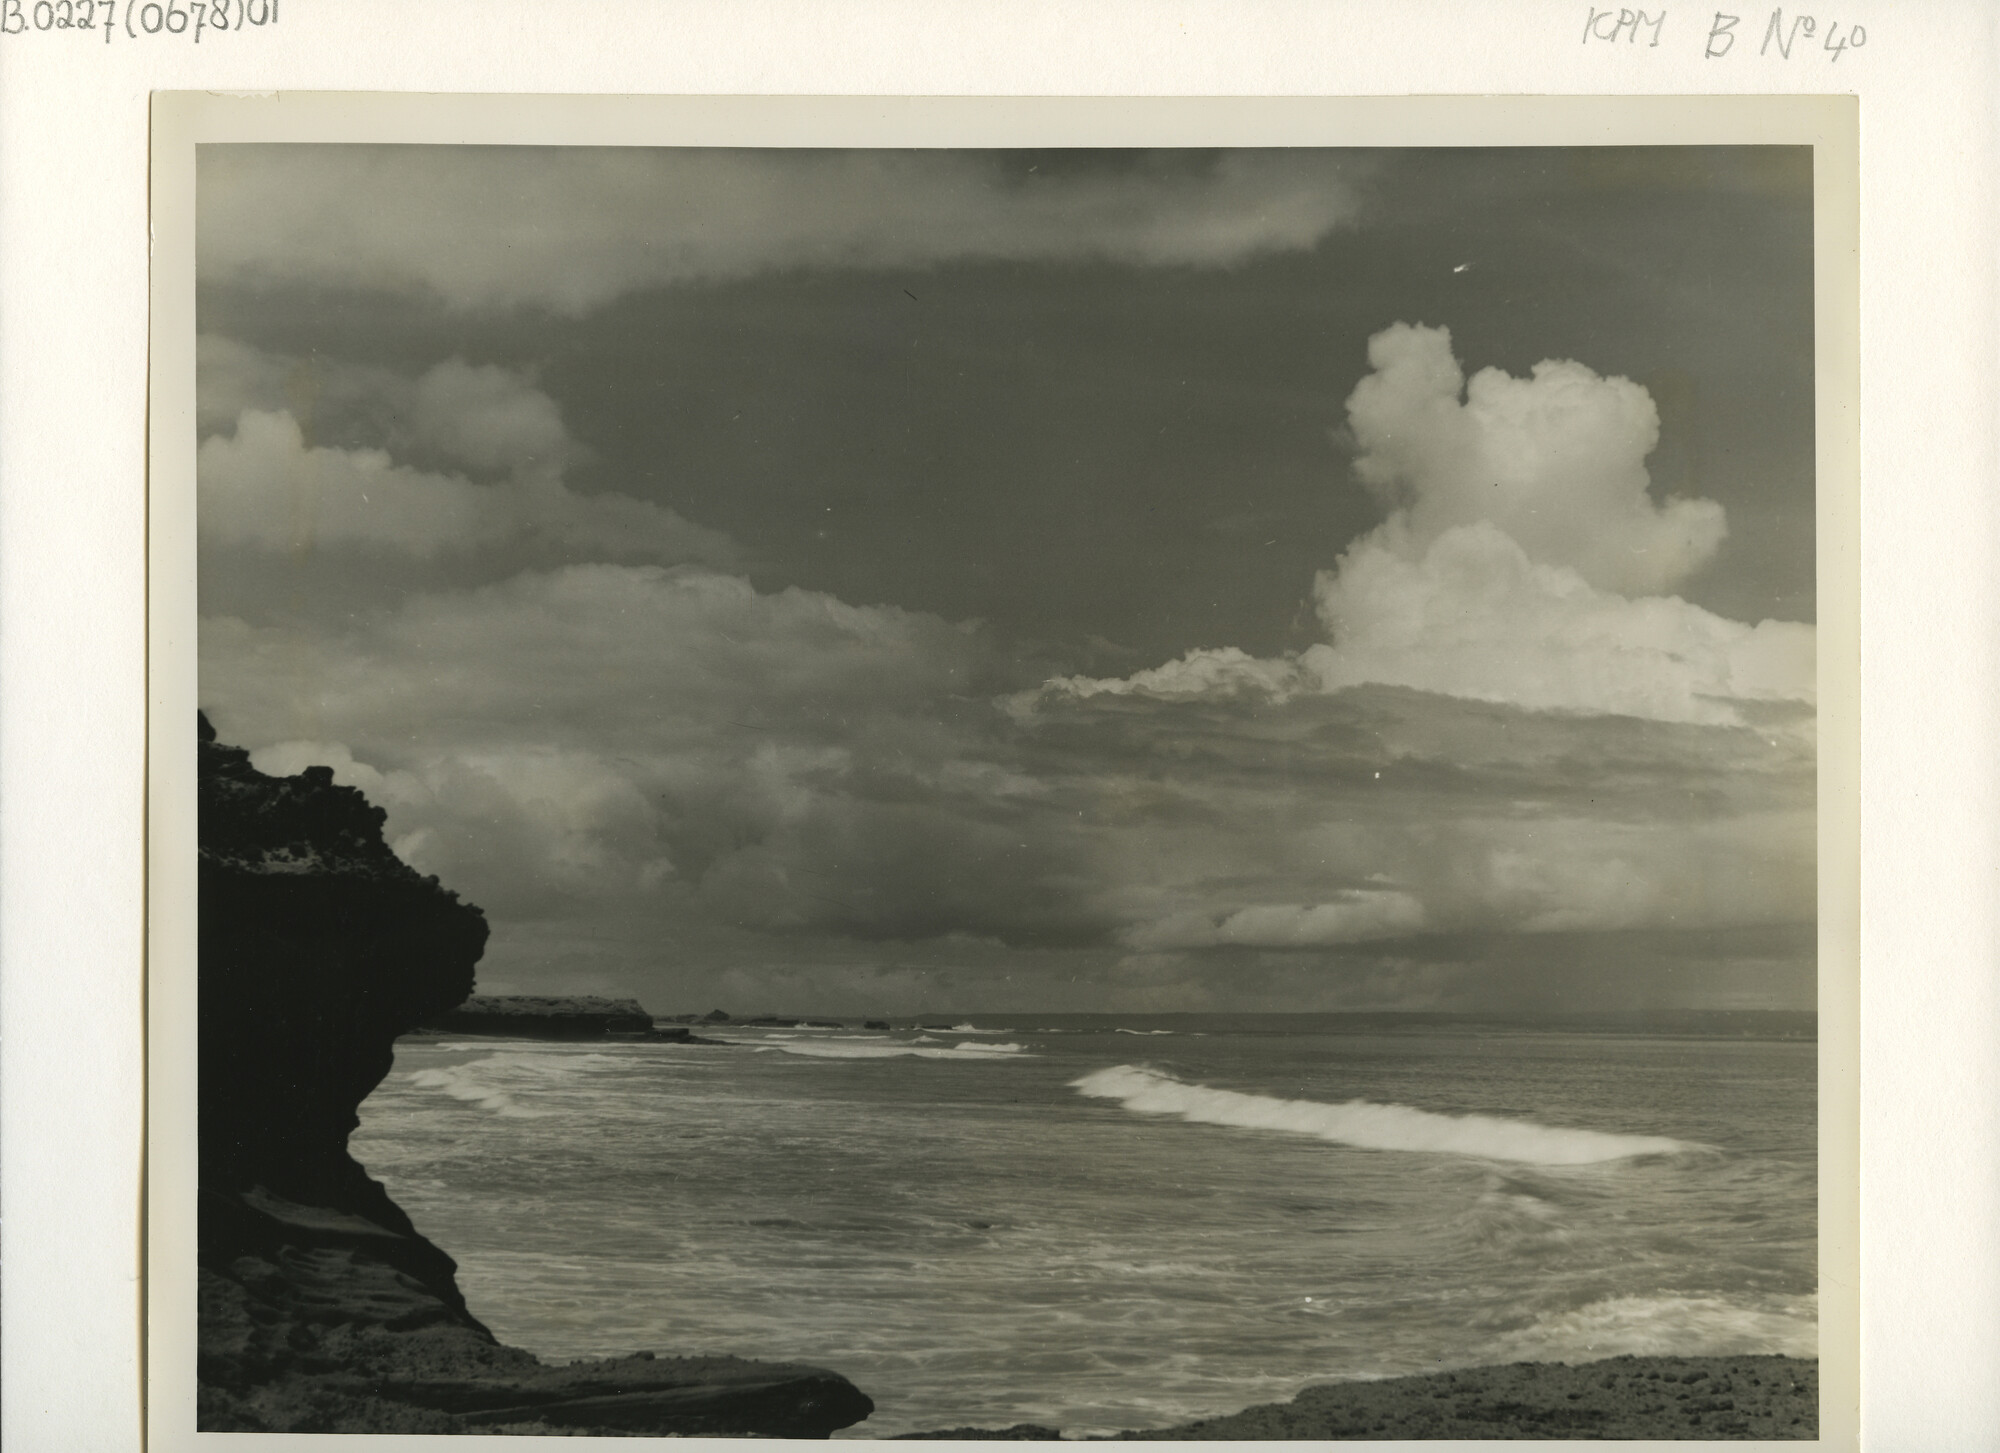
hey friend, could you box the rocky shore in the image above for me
[195,714,872,1436]
[1115,1354,1817,1440]
[899,1355,1816,1440]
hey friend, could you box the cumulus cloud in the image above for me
[1299,521,1814,724]
[197,340,733,566]
[199,147,1366,314]
[1034,323,1812,727]
[409,357,581,479]
[1346,322,1726,595]
[201,410,494,556]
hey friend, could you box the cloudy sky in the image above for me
[196,145,1816,1016]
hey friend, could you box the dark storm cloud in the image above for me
[200,148,1812,655]
[196,144,1818,1012]
[200,147,1367,314]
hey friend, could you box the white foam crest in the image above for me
[1071,1065,1691,1165]
[408,1051,625,1118]
[771,1040,1032,1061]
[1115,1028,1174,1036]
[1490,1294,1818,1361]
[431,1040,628,1054]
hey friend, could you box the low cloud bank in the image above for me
[197,338,733,567]
[201,147,1366,315]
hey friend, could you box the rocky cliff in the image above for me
[196,713,872,1435]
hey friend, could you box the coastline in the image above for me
[196,720,872,1437]
[198,721,1814,1441]
[902,1355,1817,1440]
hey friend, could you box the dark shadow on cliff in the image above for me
[195,712,874,1436]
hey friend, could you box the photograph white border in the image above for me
[147,90,1858,1452]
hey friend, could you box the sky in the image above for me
[195,144,1817,1017]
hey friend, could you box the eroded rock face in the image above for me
[196,714,872,1436]
[199,711,491,1328]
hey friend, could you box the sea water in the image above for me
[351,1015,1817,1438]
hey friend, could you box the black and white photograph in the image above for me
[171,101,1852,1441]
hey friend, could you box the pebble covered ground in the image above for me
[899,1355,1816,1441]
[1117,1355,1817,1441]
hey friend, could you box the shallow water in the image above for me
[353,1015,1816,1437]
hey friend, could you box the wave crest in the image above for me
[409,1050,627,1117]
[770,1040,1029,1061]
[1489,1294,1818,1360]
[1071,1065,1691,1164]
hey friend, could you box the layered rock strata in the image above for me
[196,714,871,1436]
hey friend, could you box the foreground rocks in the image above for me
[197,714,872,1436]
[895,1356,1816,1441]
[1115,1355,1817,1440]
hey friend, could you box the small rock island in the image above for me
[413,994,727,1043]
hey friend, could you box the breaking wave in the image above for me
[1487,1293,1818,1361]
[1071,1065,1692,1164]
[409,1051,627,1118]
[768,1040,1028,1061]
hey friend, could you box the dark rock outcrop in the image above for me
[412,995,731,1044]
[891,1356,1816,1441]
[1106,1355,1817,1441]
[197,713,872,1436]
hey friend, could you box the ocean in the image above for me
[350,1014,1817,1438]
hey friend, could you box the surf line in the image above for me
[1071,1065,1692,1165]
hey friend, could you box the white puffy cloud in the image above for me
[200,410,494,556]
[196,341,734,566]
[1034,323,1812,728]
[409,358,581,479]
[1299,521,1814,724]
[200,147,1366,315]
[1346,322,1725,596]
[1026,645,1315,709]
